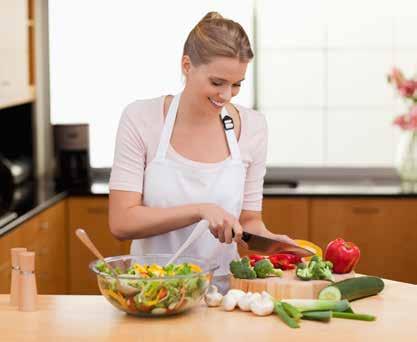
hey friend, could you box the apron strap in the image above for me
[155,93,181,159]
[156,92,241,161]
[220,107,241,161]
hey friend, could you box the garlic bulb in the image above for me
[237,292,253,311]
[222,294,238,311]
[250,295,274,316]
[226,289,245,301]
[204,285,223,307]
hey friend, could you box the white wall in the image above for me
[256,0,417,167]
[48,0,254,168]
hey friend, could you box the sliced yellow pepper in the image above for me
[103,289,129,310]
[134,264,147,274]
[189,264,202,273]
[295,239,323,261]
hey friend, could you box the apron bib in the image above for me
[130,93,246,291]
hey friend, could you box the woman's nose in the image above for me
[219,86,232,102]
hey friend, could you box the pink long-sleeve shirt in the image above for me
[109,96,268,211]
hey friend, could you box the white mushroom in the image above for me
[204,285,223,307]
[250,294,274,316]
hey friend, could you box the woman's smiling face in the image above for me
[182,55,248,113]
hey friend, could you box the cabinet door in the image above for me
[0,222,26,294]
[238,198,309,257]
[68,197,130,294]
[262,198,309,239]
[0,0,29,99]
[0,201,68,295]
[311,198,417,284]
[36,200,68,294]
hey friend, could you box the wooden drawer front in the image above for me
[68,197,129,294]
[311,199,417,284]
[262,198,309,239]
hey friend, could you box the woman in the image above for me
[108,12,296,293]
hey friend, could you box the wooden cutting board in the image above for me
[229,270,355,300]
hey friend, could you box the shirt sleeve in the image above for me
[108,103,146,193]
[242,111,268,212]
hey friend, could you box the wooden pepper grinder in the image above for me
[10,247,27,305]
[18,251,38,312]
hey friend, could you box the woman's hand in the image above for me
[198,204,242,244]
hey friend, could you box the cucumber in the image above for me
[319,286,342,301]
[318,276,384,302]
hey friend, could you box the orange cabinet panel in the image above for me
[68,197,130,294]
[311,198,417,284]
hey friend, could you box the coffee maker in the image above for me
[53,124,91,188]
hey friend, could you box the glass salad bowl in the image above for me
[89,254,218,317]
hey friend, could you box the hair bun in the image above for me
[200,11,223,22]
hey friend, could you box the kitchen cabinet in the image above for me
[0,200,67,294]
[238,198,309,257]
[310,198,417,284]
[0,0,34,109]
[67,197,130,294]
[262,198,309,239]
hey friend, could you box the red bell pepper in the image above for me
[249,254,265,267]
[324,238,361,274]
[268,254,302,270]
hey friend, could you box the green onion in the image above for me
[332,311,376,321]
[281,299,350,312]
[301,310,332,322]
[274,302,300,329]
[281,302,302,321]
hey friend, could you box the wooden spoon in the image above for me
[75,228,138,296]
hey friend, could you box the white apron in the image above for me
[131,93,246,292]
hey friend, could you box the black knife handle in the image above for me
[231,230,251,242]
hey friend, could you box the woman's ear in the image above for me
[181,55,192,76]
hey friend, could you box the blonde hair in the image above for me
[183,11,254,66]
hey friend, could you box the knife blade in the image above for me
[240,232,315,257]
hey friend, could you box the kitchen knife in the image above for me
[239,232,315,257]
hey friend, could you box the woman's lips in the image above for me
[208,97,225,108]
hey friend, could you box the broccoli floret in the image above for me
[230,257,257,279]
[296,262,313,280]
[296,257,335,281]
[253,259,283,278]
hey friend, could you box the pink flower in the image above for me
[388,67,406,89]
[394,105,417,130]
[398,80,417,98]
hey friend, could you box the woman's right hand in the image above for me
[197,204,242,244]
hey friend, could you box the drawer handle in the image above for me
[40,222,49,230]
[38,247,49,256]
[87,207,107,214]
[352,207,380,214]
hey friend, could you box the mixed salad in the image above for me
[95,261,209,316]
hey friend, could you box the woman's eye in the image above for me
[211,81,222,86]
[233,84,241,88]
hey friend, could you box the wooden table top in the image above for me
[1,278,417,342]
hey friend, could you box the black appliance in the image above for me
[53,124,91,187]
[0,155,33,227]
